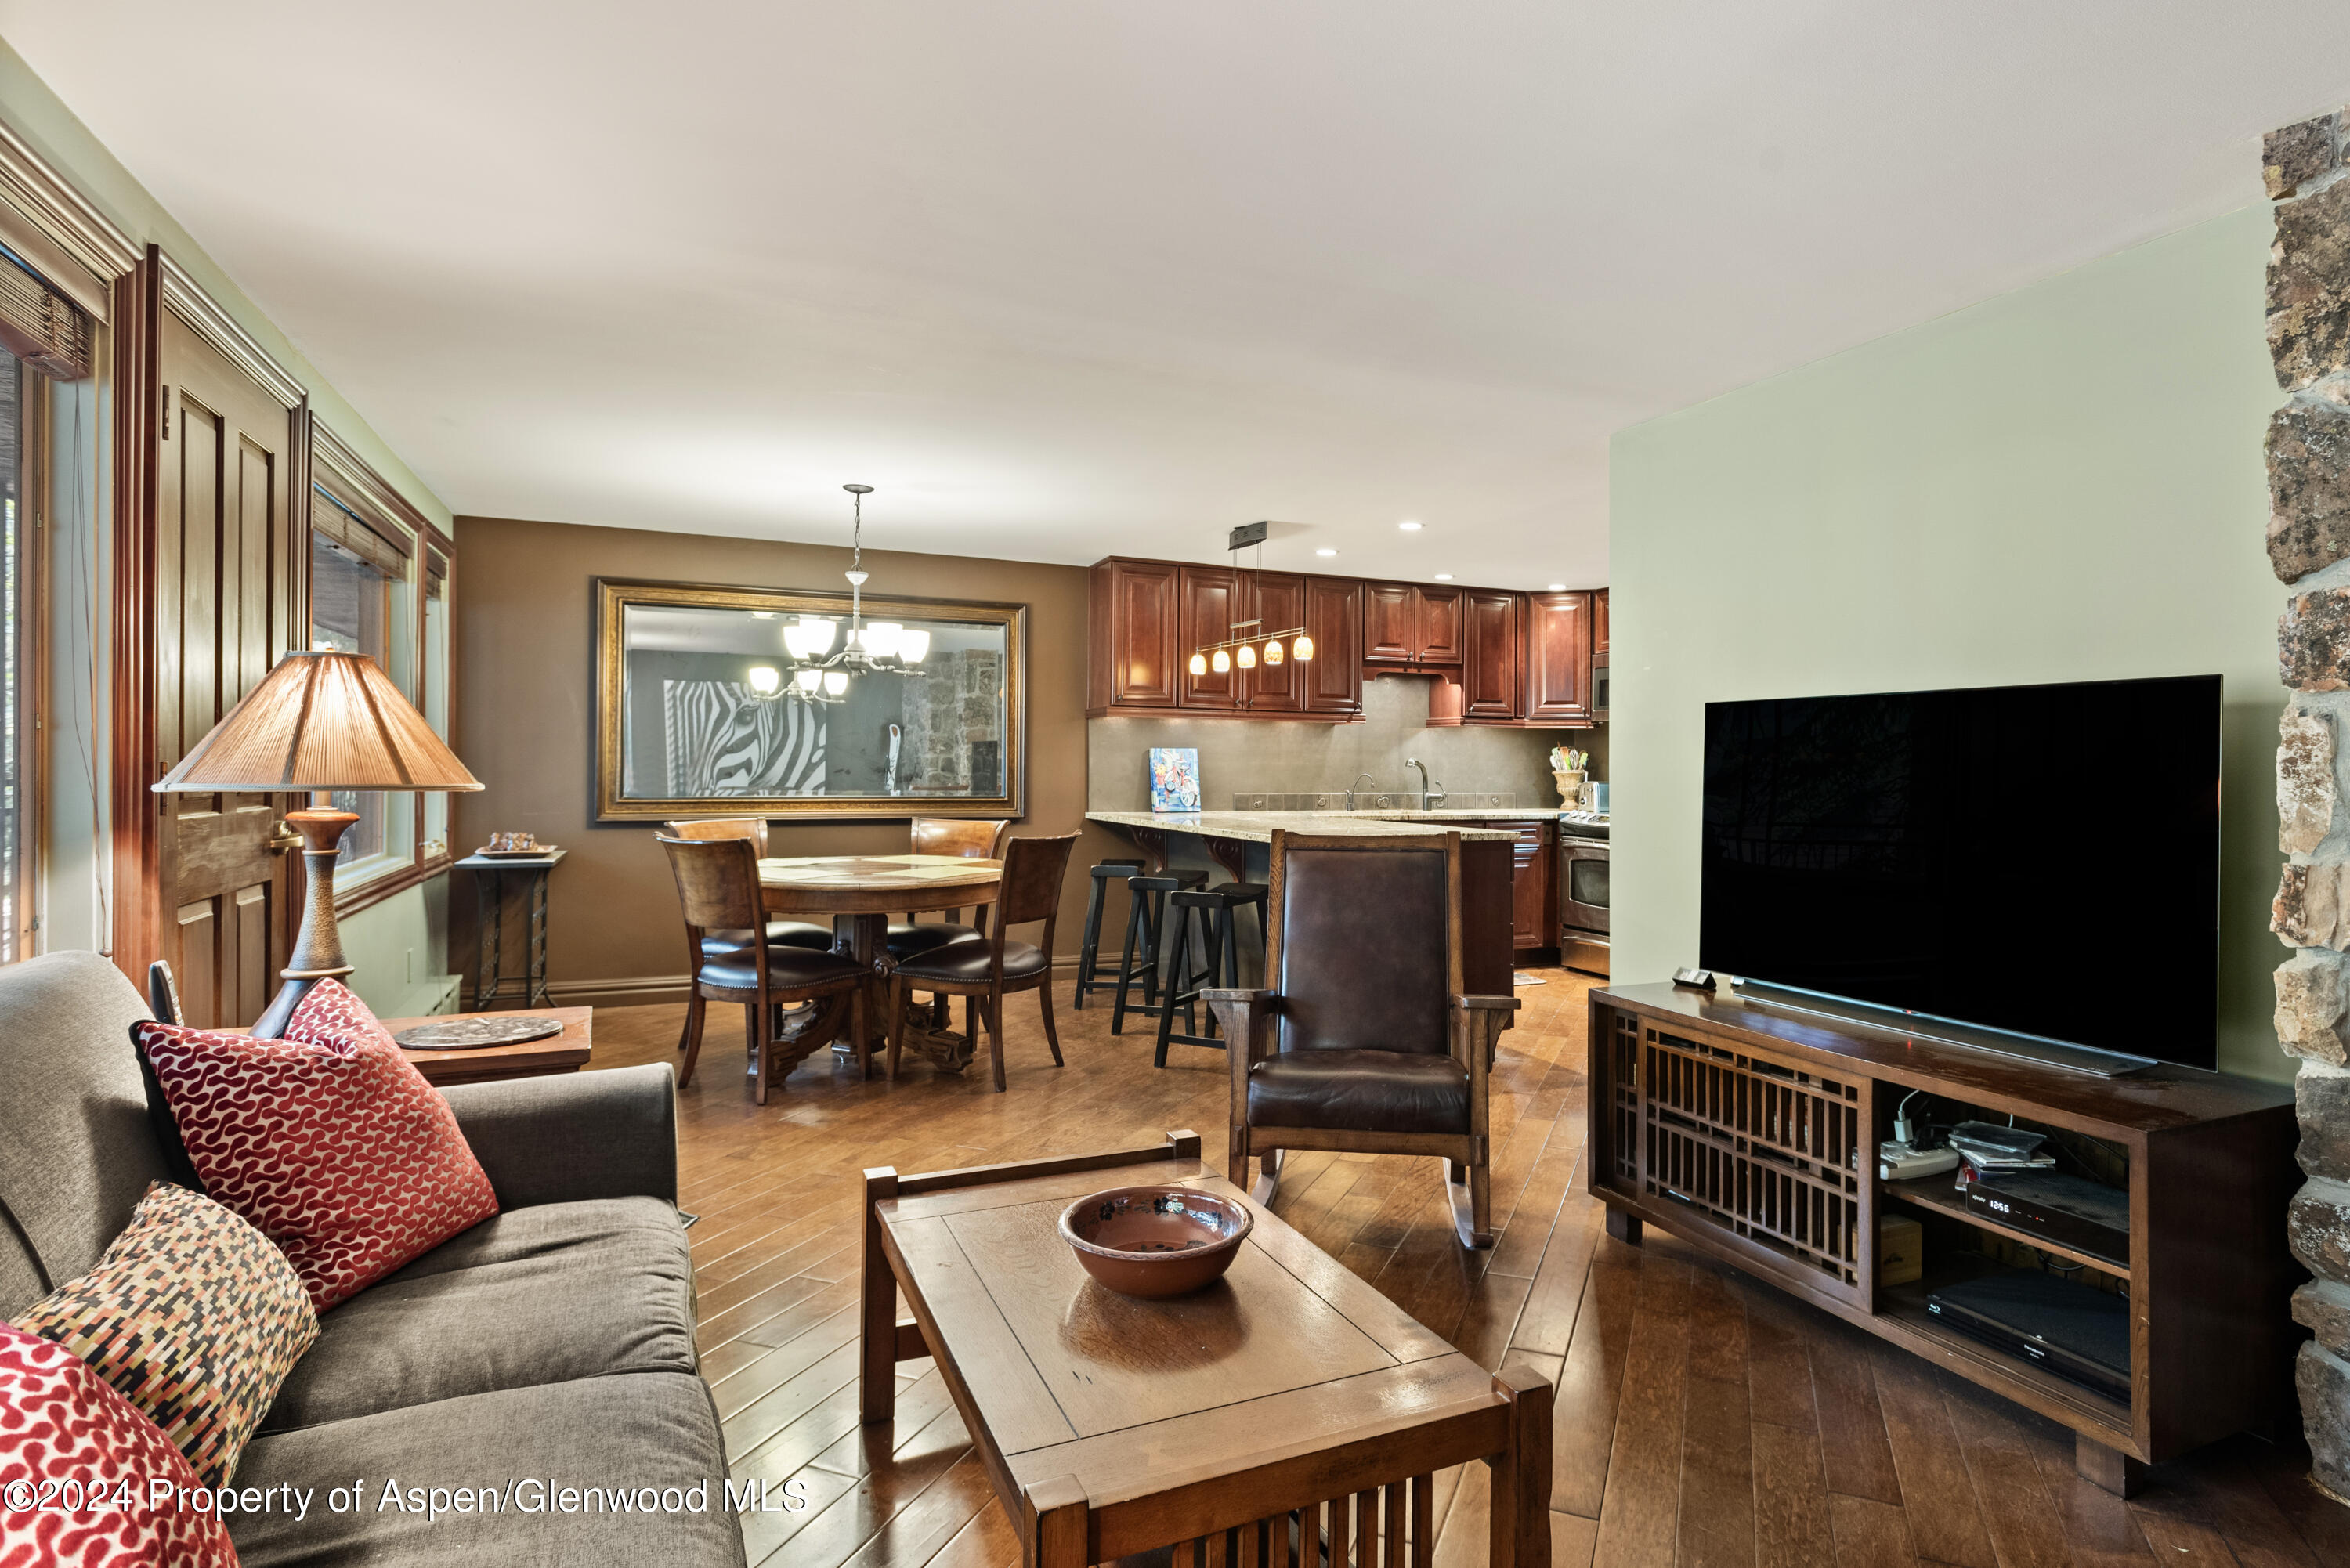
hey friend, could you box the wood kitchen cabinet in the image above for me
[1087,555,1580,726]
[1088,558,1181,710]
[1523,591,1594,724]
[1462,591,1522,719]
[1177,565,1244,710]
[1300,576,1363,716]
[1364,583,1462,666]
[1593,588,1609,655]
[1497,819,1554,951]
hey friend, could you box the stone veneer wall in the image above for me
[2262,113,2350,1505]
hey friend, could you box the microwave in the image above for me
[1591,651,1609,722]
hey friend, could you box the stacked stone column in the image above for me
[2264,113,2350,1505]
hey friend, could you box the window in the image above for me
[308,492,414,889]
[0,346,31,962]
[421,547,450,859]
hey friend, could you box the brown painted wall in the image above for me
[448,515,1126,1004]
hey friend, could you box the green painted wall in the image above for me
[1610,204,2291,1082]
[0,38,456,1007]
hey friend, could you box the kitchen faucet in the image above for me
[1405,757,1445,810]
[1347,772,1376,810]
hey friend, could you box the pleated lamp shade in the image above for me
[152,650,483,793]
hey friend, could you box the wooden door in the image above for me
[1462,591,1522,719]
[1415,587,1462,664]
[1303,577,1362,715]
[1593,587,1609,655]
[1245,571,1305,712]
[1177,565,1242,710]
[1365,583,1416,663]
[1090,559,1180,709]
[1524,591,1593,724]
[1505,822,1551,948]
[154,309,301,1027]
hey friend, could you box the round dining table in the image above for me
[756,853,1003,1074]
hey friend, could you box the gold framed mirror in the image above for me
[595,576,1027,822]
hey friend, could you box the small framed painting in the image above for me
[1149,748,1202,813]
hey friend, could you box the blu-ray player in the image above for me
[1964,1169,2129,1265]
[1925,1269,2131,1402]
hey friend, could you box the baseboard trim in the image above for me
[528,956,1086,1013]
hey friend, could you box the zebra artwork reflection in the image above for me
[663,677,826,796]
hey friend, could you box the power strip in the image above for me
[1878,1141,1961,1181]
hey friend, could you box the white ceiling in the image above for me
[7,2,2350,588]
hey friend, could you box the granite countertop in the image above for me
[1085,809,1531,843]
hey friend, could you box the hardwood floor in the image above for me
[584,969,2349,1568]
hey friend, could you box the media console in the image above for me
[1586,982,2301,1495]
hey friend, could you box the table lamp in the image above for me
[152,649,483,1038]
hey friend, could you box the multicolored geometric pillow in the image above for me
[13,1180,316,1487]
[0,1321,238,1566]
[132,978,499,1313]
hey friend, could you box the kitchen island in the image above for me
[1083,809,1535,995]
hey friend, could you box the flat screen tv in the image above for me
[1700,674,2221,1071]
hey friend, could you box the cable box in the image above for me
[1925,1269,2131,1403]
[1964,1170,2130,1265]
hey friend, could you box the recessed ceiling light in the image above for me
[1398,521,1423,531]
[1546,583,1566,591]
[1315,547,1339,557]
[1433,573,1454,580]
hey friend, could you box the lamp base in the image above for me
[251,808,359,1040]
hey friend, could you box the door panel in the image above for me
[1416,587,1462,664]
[1097,559,1180,708]
[1246,572,1305,712]
[1524,591,1592,724]
[1462,591,1521,719]
[1593,587,1609,655]
[154,308,299,1028]
[1178,565,1242,710]
[1365,583,1415,663]
[1303,578,1362,714]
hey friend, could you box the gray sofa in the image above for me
[0,951,747,1567]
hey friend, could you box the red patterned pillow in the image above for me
[132,980,498,1312]
[0,1322,237,1567]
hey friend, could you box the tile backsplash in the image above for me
[1088,675,1603,811]
[1228,791,1517,810]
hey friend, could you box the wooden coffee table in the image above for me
[860,1133,1552,1568]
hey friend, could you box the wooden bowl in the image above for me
[1058,1186,1253,1298]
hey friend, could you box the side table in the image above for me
[382,1006,592,1086]
[457,850,565,1010]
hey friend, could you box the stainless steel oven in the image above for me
[1591,651,1608,722]
[1559,816,1609,976]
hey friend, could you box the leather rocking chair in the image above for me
[1208,829,1520,1248]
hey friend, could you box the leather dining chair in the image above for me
[886,833,1077,1093]
[1208,829,1520,1248]
[662,818,836,952]
[658,834,870,1100]
[887,817,1013,957]
[890,817,1012,1032]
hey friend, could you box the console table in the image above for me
[1588,982,2300,1496]
[457,850,564,1009]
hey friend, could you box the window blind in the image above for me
[0,246,91,381]
[311,482,412,580]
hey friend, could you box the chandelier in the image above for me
[748,484,933,704]
[1188,522,1314,677]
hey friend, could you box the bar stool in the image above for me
[1072,858,1147,1010]
[1155,883,1269,1065]
[1108,869,1209,1035]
